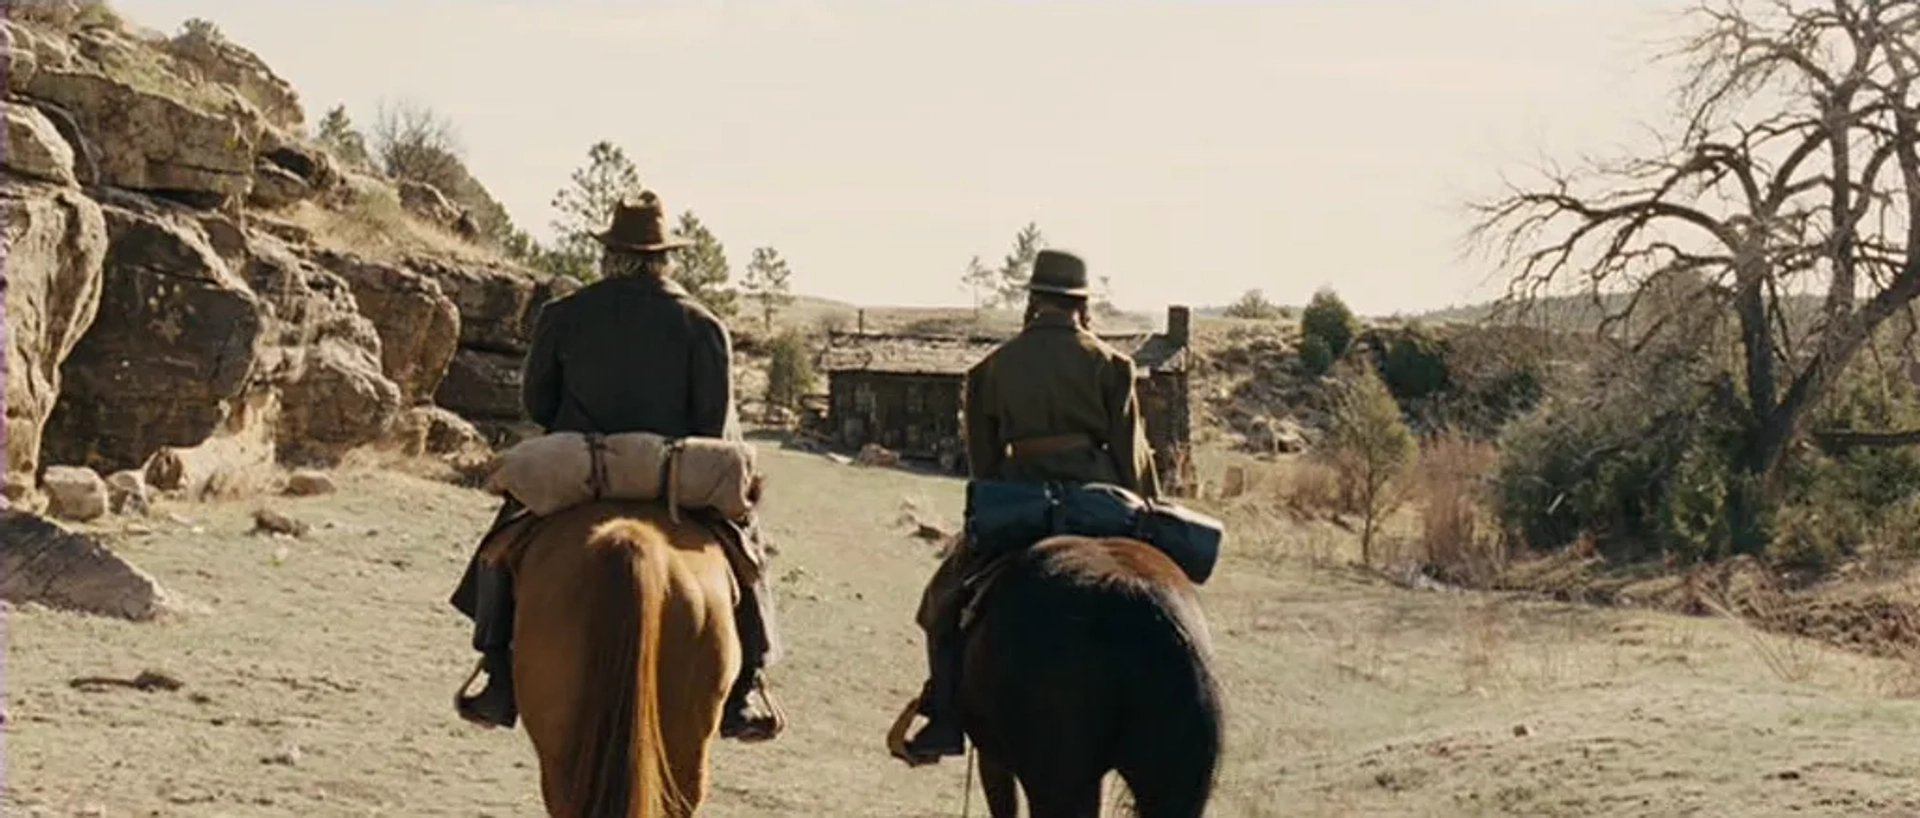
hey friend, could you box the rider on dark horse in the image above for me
[894,248,1162,765]
[447,191,787,743]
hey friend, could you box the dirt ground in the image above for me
[9,444,1920,817]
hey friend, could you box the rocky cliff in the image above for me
[2,4,562,508]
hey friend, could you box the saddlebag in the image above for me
[963,479,1225,584]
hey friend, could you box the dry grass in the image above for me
[1410,435,1507,587]
[278,182,501,265]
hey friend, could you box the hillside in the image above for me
[2,2,566,509]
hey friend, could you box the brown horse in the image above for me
[957,535,1224,818]
[483,499,742,818]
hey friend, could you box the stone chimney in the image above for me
[1166,305,1191,346]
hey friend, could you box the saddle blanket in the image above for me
[962,479,1226,584]
[484,431,760,521]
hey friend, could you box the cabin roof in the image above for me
[820,330,1188,377]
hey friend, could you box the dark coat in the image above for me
[962,311,1161,499]
[519,274,739,441]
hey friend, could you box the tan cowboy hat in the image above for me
[594,190,692,252]
[1026,249,1092,297]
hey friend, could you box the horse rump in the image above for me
[961,537,1223,817]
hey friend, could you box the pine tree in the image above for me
[670,211,739,317]
[547,140,644,280]
[742,246,795,332]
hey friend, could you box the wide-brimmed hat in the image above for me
[594,190,691,252]
[1026,249,1091,297]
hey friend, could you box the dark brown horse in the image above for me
[958,535,1225,817]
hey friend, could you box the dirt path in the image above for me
[8,445,1920,816]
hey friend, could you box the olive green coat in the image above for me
[961,311,1161,499]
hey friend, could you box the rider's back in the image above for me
[522,275,735,440]
[966,315,1136,488]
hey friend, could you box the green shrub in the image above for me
[1301,288,1359,359]
[1298,334,1335,376]
[766,331,818,409]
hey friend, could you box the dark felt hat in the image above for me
[1026,249,1091,297]
[594,190,691,252]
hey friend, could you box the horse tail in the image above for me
[567,519,679,818]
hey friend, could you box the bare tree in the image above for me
[1470,0,1920,524]
[368,98,464,189]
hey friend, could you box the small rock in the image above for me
[252,508,309,538]
[261,743,303,766]
[283,470,336,497]
[143,448,187,492]
[913,523,949,542]
[855,443,900,468]
[104,470,152,516]
[1512,724,1532,738]
[42,466,108,522]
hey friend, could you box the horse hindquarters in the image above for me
[1111,588,1223,818]
[518,520,680,818]
[961,576,1121,818]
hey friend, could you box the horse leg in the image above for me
[659,577,737,817]
[977,751,1021,818]
[1019,776,1103,818]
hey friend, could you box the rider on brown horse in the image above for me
[448,191,786,743]
[895,248,1162,764]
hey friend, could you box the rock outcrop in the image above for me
[2,182,107,509]
[313,250,460,405]
[40,200,404,471]
[413,256,577,444]
[3,7,568,491]
[28,65,260,201]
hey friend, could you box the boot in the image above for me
[455,560,518,729]
[720,572,786,741]
[898,636,965,763]
[719,666,785,741]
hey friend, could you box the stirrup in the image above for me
[885,692,927,764]
[721,672,786,741]
[453,658,510,729]
[885,692,959,766]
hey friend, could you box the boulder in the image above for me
[3,104,77,185]
[42,203,405,472]
[0,510,176,621]
[41,203,266,473]
[407,254,572,354]
[26,66,258,200]
[142,447,186,492]
[104,469,151,515]
[236,233,403,463]
[312,251,460,405]
[248,142,338,209]
[2,183,107,508]
[405,256,574,430]
[283,469,336,497]
[435,348,523,422]
[1,20,42,94]
[41,465,107,521]
[397,179,462,227]
[247,162,308,209]
[384,404,489,456]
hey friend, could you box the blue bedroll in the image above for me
[962,479,1225,585]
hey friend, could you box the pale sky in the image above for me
[109,0,1692,316]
